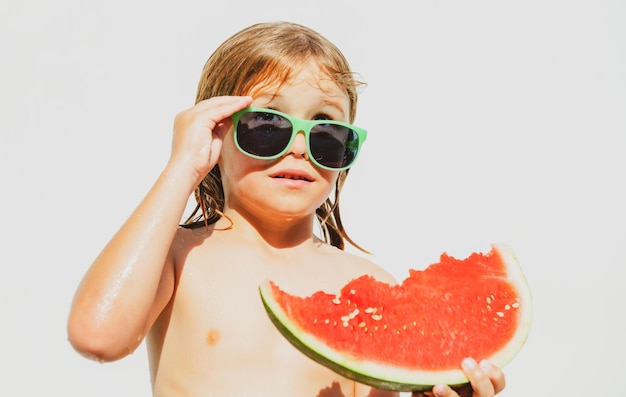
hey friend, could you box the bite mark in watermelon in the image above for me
[259,243,532,391]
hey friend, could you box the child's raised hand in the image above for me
[169,95,252,184]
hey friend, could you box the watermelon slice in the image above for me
[259,243,532,391]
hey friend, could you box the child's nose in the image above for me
[287,131,308,159]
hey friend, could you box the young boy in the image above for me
[68,22,505,397]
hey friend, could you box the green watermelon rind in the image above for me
[259,242,532,392]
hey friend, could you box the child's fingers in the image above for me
[419,357,505,397]
[193,95,252,124]
[460,358,492,397]
[478,360,505,394]
[174,95,252,140]
[454,358,504,397]
[170,95,252,172]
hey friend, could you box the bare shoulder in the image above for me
[317,242,397,285]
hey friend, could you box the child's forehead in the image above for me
[248,62,348,104]
[251,80,347,102]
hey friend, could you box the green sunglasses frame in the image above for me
[231,107,367,171]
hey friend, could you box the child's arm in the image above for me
[67,96,252,362]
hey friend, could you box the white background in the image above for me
[1,0,624,396]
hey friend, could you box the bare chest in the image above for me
[150,246,362,396]
[171,247,353,354]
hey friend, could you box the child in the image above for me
[67,21,505,397]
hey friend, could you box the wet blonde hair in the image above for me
[183,21,366,252]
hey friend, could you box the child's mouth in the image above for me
[274,174,311,181]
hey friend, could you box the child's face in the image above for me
[220,61,351,223]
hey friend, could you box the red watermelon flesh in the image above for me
[259,243,532,391]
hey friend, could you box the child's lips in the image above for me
[270,169,314,182]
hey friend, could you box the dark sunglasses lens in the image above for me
[309,125,359,169]
[237,112,292,157]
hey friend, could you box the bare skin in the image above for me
[67,62,505,397]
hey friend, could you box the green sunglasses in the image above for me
[231,108,367,171]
